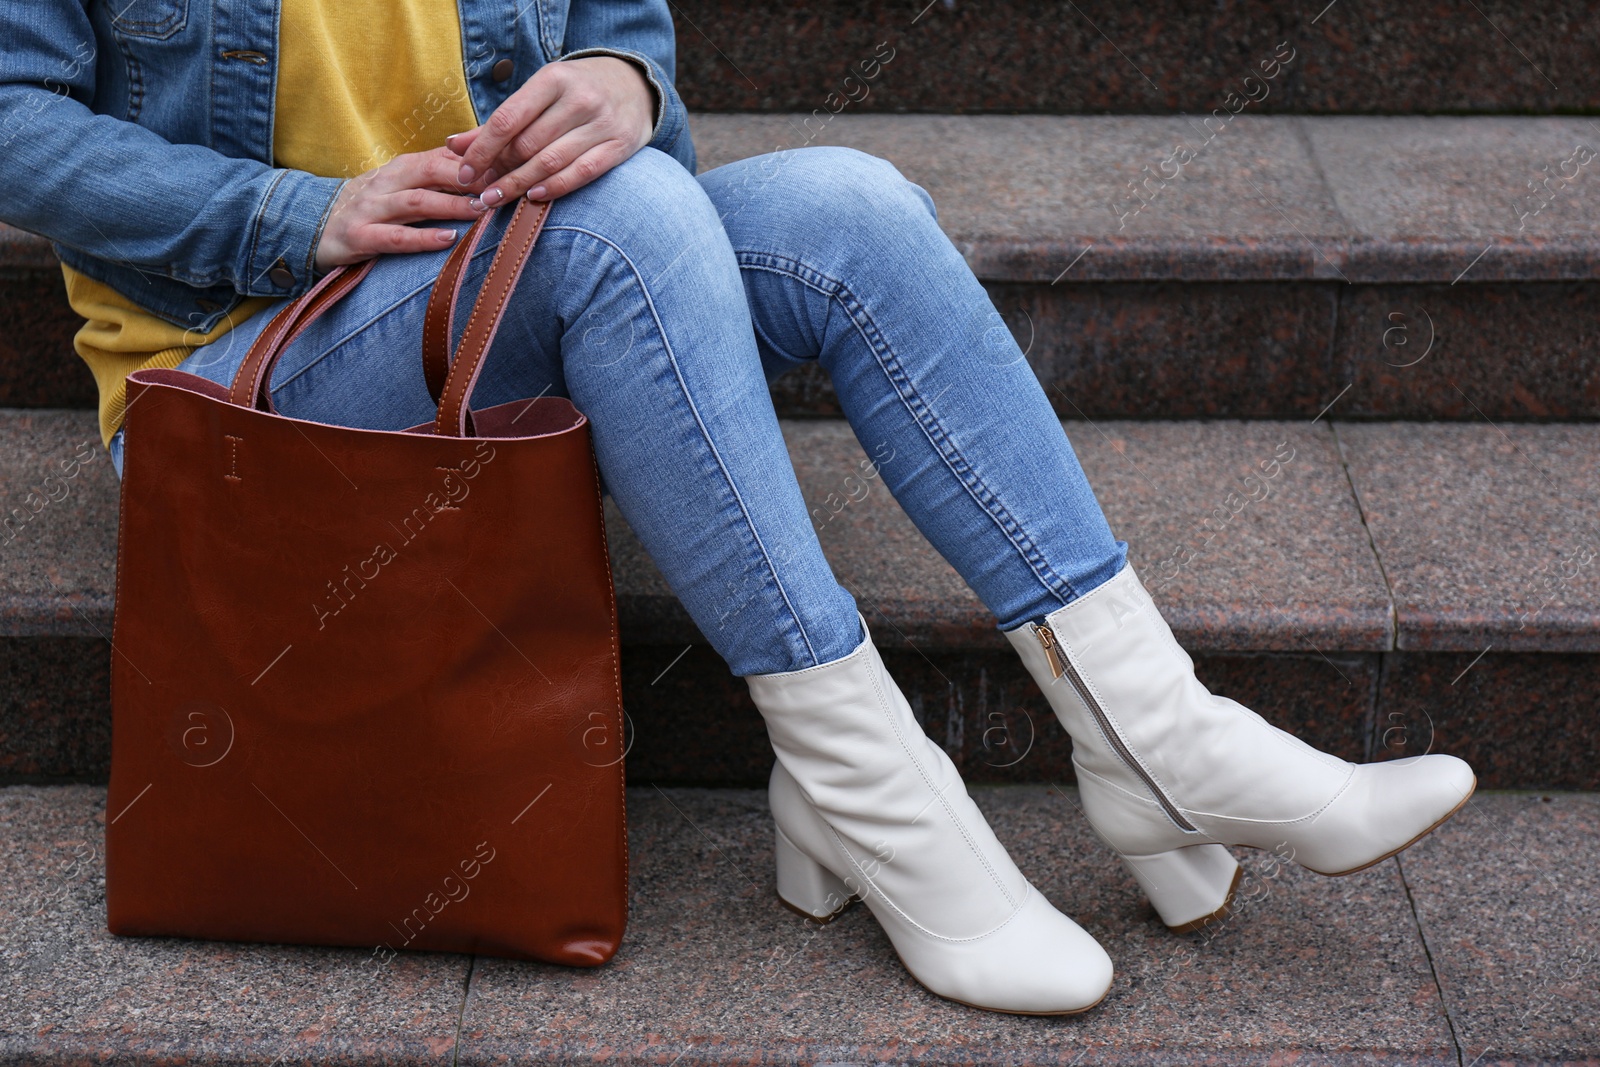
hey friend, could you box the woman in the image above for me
[1,0,1475,1016]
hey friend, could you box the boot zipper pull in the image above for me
[1034,624,1067,679]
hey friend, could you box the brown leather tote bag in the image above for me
[104,200,629,966]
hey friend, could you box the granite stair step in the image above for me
[5,114,1598,418]
[2,783,1596,1066]
[2,408,1598,789]
[671,0,1600,116]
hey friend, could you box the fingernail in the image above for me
[439,229,458,243]
[457,163,476,184]
[480,187,505,207]
[527,186,547,200]
[446,131,470,144]
[468,197,489,213]
[483,169,499,184]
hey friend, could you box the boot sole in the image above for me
[1307,774,1477,877]
[891,944,1113,1016]
[780,892,1112,1015]
[777,890,859,924]
[938,981,1111,1016]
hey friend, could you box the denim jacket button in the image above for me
[492,58,514,82]
[268,264,295,288]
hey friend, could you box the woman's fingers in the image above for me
[376,187,483,224]
[314,148,487,269]
[517,142,626,201]
[444,129,479,157]
[455,70,563,186]
[477,125,611,205]
[379,146,492,194]
[482,94,589,185]
[449,57,652,208]
[356,224,462,258]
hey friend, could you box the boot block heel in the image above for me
[774,824,856,923]
[1121,843,1240,933]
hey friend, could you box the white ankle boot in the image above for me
[746,620,1113,1015]
[1005,563,1476,932]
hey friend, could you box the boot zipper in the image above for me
[1035,623,1198,833]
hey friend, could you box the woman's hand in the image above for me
[447,56,654,208]
[314,148,491,271]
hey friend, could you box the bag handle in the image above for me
[421,205,487,403]
[227,260,375,412]
[428,197,550,437]
[225,198,549,437]
[227,203,503,414]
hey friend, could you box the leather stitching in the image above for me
[424,210,495,400]
[859,643,1023,911]
[821,819,1033,945]
[583,417,630,937]
[437,201,548,437]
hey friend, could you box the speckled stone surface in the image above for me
[1337,283,1600,421]
[458,787,1457,1066]
[696,113,1352,284]
[0,637,109,782]
[0,784,470,1066]
[774,278,1600,422]
[989,281,1344,421]
[0,225,57,271]
[0,268,93,410]
[0,409,117,636]
[671,0,1599,115]
[692,114,1600,284]
[6,784,1593,1066]
[1307,118,1600,279]
[1375,652,1600,791]
[1073,419,1393,652]
[1336,423,1600,652]
[1399,792,1600,1067]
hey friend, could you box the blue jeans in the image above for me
[109,146,1126,676]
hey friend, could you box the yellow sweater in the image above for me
[68,0,480,447]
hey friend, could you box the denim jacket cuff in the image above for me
[241,168,347,297]
[557,46,686,160]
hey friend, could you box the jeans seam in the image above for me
[553,225,823,667]
[735,250,1079,607]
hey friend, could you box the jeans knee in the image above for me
[792,146,938,224]
[704,145,940,260]
[549,147,723,251]
[537,146,744,323]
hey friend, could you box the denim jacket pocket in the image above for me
[110,0,188,41]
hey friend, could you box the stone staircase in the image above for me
[7,113,1597,791]
[2,1,1597,1063]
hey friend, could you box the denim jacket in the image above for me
[0,0,696,334]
